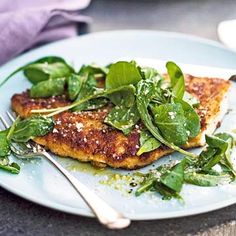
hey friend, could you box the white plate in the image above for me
[1,30,236,220]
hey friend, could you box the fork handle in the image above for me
[41,151,130,229]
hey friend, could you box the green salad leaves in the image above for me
[136,132,235,200]
[1,56,235,202]
[18,59,201,158]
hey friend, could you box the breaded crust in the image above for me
[11,75,231,169]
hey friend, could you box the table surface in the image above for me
[2,0,236,235]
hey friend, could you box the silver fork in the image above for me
[0,111,131,229]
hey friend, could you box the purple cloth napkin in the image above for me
[0,0,91,65]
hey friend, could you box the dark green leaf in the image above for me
[174,98,200,138]
[24,62,72,84]
[106,61,142,106]
[160,160,186,192]
[11,116,54,142]
[104,104,140,135]
[106,61,142,89]
[137,129,161,155]
[166,61,185,99]
[216,133,235,177]
[205,134,228,151]
[198,147,219,170]
[152,103,188,146]
[0,130,10,157]
[0,56,73,88]
[30,78,66,98]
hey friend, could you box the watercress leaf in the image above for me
[215,133,236,177]
[160,160,186,192]
[104,104,140,135]
[198,147,219,169]
[184,171,231,186]
[205,134,228,152]
[202,151,223,171]
[106,61,142,89]
[137,129,161,155]
[183,91,200,107]
[198,135,226,170]
[166,61,185,99]
[174,98,200,138]
[0,158,20,174]
[0,130,10,157]
[152,103,188,146]
[24,62,73,84]
[11,116,54,142]
[30,78,66,98]
[67,74,83,101]
[0,56,71,88]
[106,61,142,106]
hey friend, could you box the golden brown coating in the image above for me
[11,75,231,169]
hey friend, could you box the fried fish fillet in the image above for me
[11,75,231,169]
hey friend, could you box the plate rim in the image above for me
[1,29,236,70]
[1,29,236,220]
